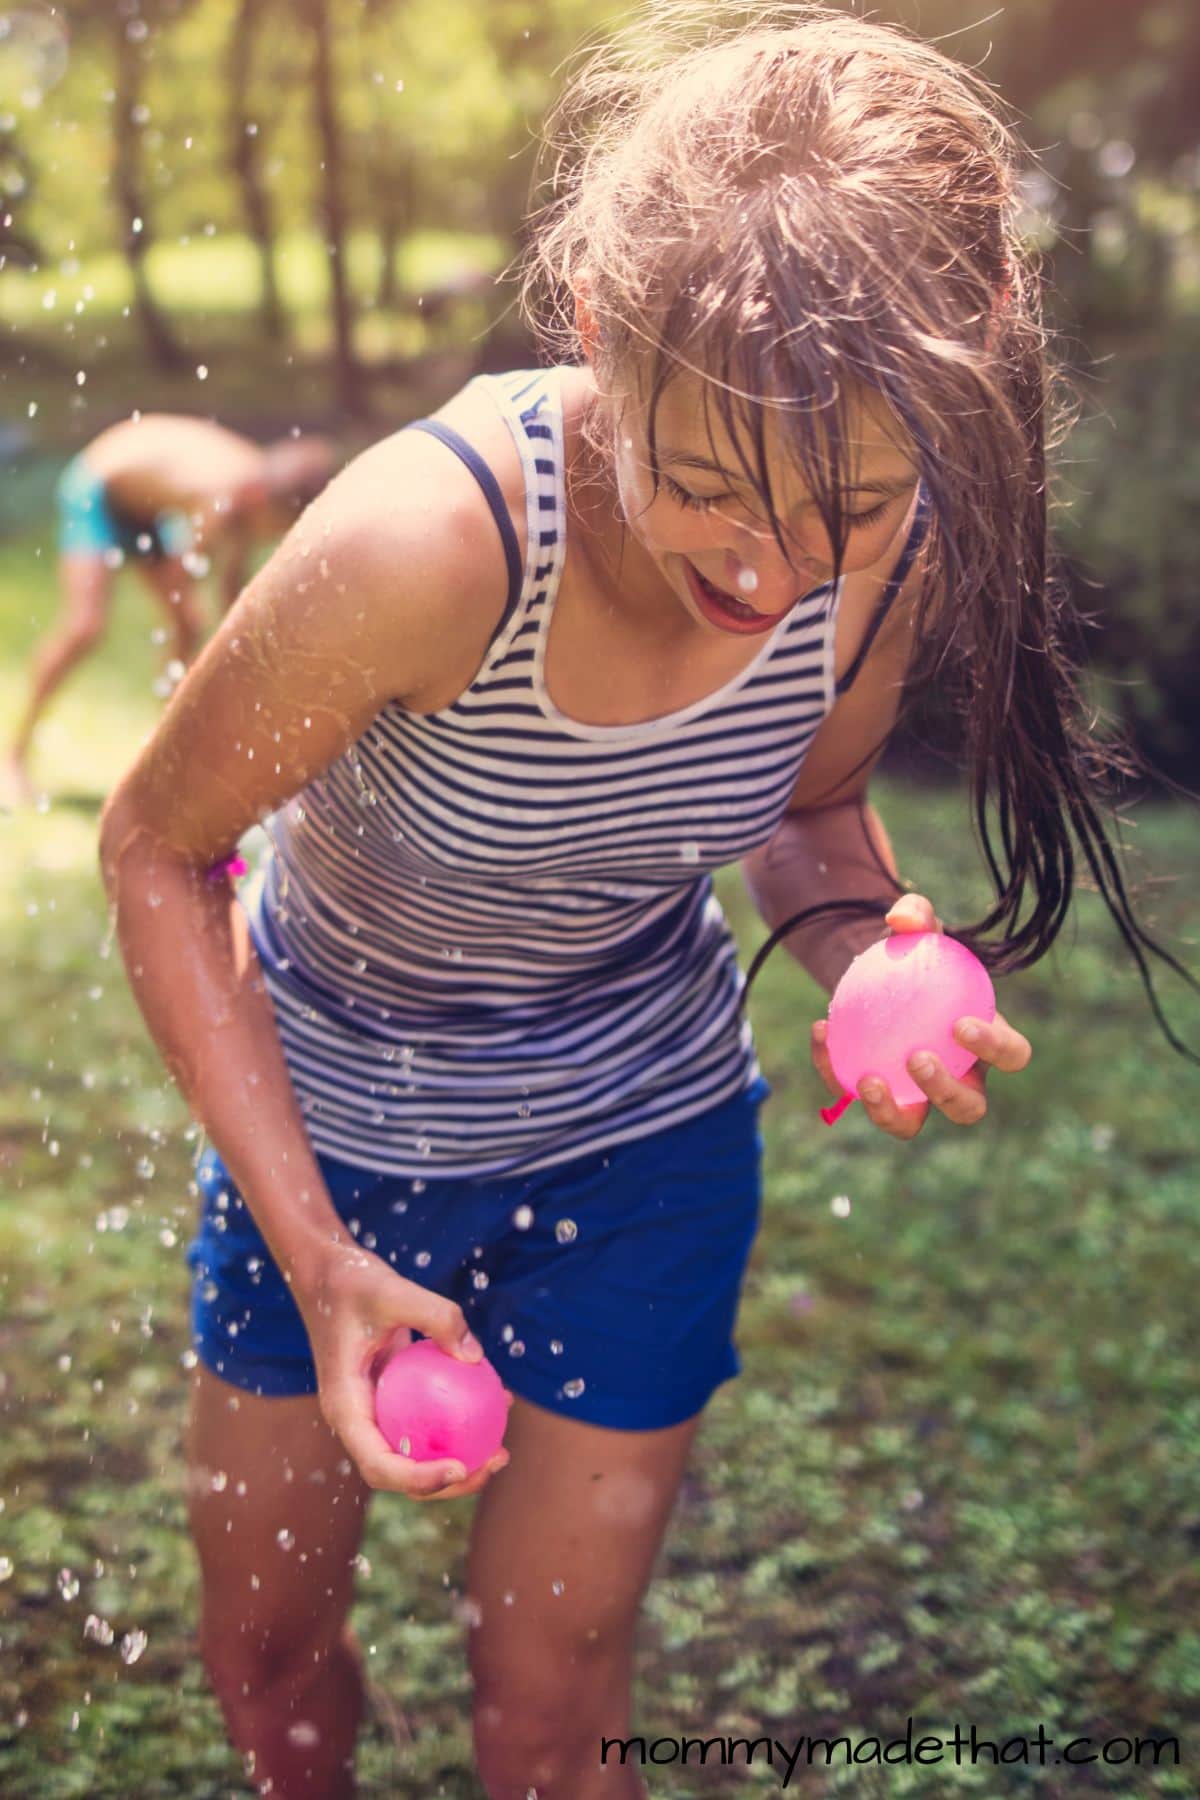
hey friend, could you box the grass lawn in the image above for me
[1,517,1198,1797]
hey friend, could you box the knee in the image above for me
[471,1654,627,1799]
[60,607,107,653]
[199,1611,346,1717]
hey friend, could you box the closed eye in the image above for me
[662,474,898,533]
[661,474,730,513]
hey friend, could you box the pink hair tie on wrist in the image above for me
[206,854,248,883]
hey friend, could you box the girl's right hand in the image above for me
[293,1242,512,1501]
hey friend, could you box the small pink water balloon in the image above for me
[374,1337,508,1473]
[820,931,996,1124]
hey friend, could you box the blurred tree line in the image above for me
[0,0,1197,774]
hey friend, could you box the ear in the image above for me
[573,277,601,364]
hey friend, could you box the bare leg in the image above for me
[6,554,113,793]
[134,555,205,667]
[466,1397,703,1799]
[186,1365,372,1798]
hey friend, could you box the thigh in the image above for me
[466,1396,701,1697]
[186,1363,370,1688]
[59,555,113,636]
[135,553,195,614]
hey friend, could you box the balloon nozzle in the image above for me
[819,1091,857,1127]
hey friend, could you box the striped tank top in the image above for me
[245,366,924,1177]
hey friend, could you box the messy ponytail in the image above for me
[519,2,1197,1053]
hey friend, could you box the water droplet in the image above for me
[563,1378,586,1399]
[351,956,367,974]
[0,1557,14,1582]
[735,564,759,594]
[549,1339,563,1356]
[411,1177,427,1194]
[551,1579,565,1596]
[210,1470,228,1492]
[680,841,701,864]
[414,1250,431,1269]
[472,1270,490,1290]
[555,1219,578,1245]
[512,1204,533,1231]
[84,1613,114,1645]
[57,1567,80,1601]
[831,1194,851,1218]
[287,1721,321,1749]
[508,1340,525,1358]
[501,1324,514,1343]
[517,1101,532,1119]
[276,1529,295,1551]
[136,1156,155,1180]
[120,1628,148,1664]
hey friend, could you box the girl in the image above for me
[99,6,1192,1796]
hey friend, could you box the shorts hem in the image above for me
[498,1355,742,1432]
[193,1336,318,1399]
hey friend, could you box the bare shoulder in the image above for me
[294,396,522,710]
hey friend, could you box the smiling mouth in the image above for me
[689,563,790,621]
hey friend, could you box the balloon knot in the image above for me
[819,1091,857,1127]
[206,854,248,883]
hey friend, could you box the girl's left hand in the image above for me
[810,893,1033,1140]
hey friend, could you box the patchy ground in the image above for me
[2,522,1198,1796]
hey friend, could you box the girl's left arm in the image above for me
[741,558,1031,1139]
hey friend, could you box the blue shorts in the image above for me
[56,454,192,561]
[186,1078,769,1432]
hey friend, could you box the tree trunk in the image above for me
[113,13,185,370]
[229,0,286,342]
[308,0,363,415]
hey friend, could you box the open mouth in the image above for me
[685,560,792,631]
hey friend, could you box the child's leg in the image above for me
[465,1395,702,1800]
[186,1364,371,1799]
[7,554,114,780]
[134,554,204,667]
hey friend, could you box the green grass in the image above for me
[0,227,505,333]
[1,522,1199,1796]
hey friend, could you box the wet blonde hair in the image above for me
[517,2,1199,1050]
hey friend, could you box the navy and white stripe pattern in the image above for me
[246,367,843,1176]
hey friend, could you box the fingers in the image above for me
[884,893,943,935]
[855,1075,929,1140]
[810,1019,844,1102]
[402,1288,484,1363]
[952,1009,1033,1076]
[894,1055,988,1129]
[409,1447,512,1505]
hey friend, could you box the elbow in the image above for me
[98,784,147,900]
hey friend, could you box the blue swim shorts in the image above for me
[186,1077,770,1432]
[56,453,193,561]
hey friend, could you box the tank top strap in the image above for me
[403,369,567,675]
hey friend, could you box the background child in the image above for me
[6,414,336,802]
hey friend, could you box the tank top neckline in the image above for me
[479,366,841,746]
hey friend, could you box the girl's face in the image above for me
[607,374,919,638]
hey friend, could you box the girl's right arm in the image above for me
[99,431,512,1497]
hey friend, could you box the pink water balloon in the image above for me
[820,931,996,1124]
[374,1338,508,1473]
